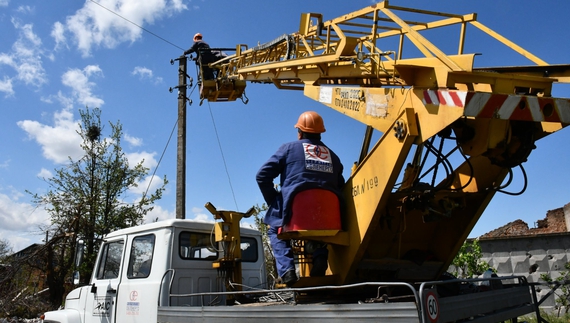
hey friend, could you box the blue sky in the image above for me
[1,0,570,252]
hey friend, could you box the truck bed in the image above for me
[158,302,420,323]
[158,277,542,323]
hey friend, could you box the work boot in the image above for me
[282,270,298,287]
[311,256,328,277]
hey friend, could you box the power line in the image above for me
[90,0,239,211]
[89,0,186,51]
[207,101,240,211]
[143,117,178,200]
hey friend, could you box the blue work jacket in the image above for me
[184,40,209,55]
[256,138,345,227]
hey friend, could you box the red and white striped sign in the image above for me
[422,90,570,123]
[423,90,466,108]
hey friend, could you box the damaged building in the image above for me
[478,203,570,311]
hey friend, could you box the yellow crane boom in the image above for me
[196,1,570,286]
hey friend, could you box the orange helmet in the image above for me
[294,111,326,133]
[193,33,203,41]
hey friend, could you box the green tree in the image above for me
[449,239,491,278]
[540,262,570,316]
[0,238,13,306]
[29,107,167,306]
[0,238,11,262]
[252,204,277,285]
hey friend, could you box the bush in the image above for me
[540,262,570,317]
[521,310,570,323]
[449,239,491,278]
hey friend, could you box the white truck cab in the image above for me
[43,219,265,323]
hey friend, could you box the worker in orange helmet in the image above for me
[184,32,214,80]
[184,33,209,58]
[256,111,345,286]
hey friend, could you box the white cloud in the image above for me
[143,204,173,223]
[124,133,143,147]
[16,5,33,14]
[37,168,53,179]
[0,0,9,7]
[241,219,257,229]
[54,90,75,110]
[11,20,46,85]
[0,18,48,94]
[129,174,163,196]
[143,206,216,225]
[0,192,50,232]
[132,66,163,84]
[126,151,157,169]
[51,21,67,51]
[0,53,14,66]
[56,0,188,57]
[170,0,187,11]
[132,66,152,78]
[0,160,9,169]
[0,76,14,97]
[189,206,213,223]
[17,108,83,164]
[61,65,104,108]
[0,188,50,252]
[143,205,216,228]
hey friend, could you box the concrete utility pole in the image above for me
[176,56,187,219]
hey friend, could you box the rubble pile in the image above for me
[481,207,567,238]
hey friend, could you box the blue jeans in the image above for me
[267,226,329,278]
[268,225,295,277]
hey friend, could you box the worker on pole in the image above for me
[184,32,214,80]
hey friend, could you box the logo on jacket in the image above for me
[303,143,333,173]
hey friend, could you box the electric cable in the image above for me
[206,101,240,211]
[88,0,194,201]
[142,118,177,200]
[142,74,198,203]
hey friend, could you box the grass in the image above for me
[520,311,570,323]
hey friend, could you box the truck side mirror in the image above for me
[75,239,84,268]
[73,271,80,285]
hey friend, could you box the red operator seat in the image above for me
[278,188,341,239]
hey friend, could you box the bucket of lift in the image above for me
[278,189,342,240]
[200,75,246,103]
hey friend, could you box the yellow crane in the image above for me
[44,2,570,322]
[193,1,570,286]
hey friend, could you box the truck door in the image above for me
[116,233,158,321]
[84,238,125,323]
